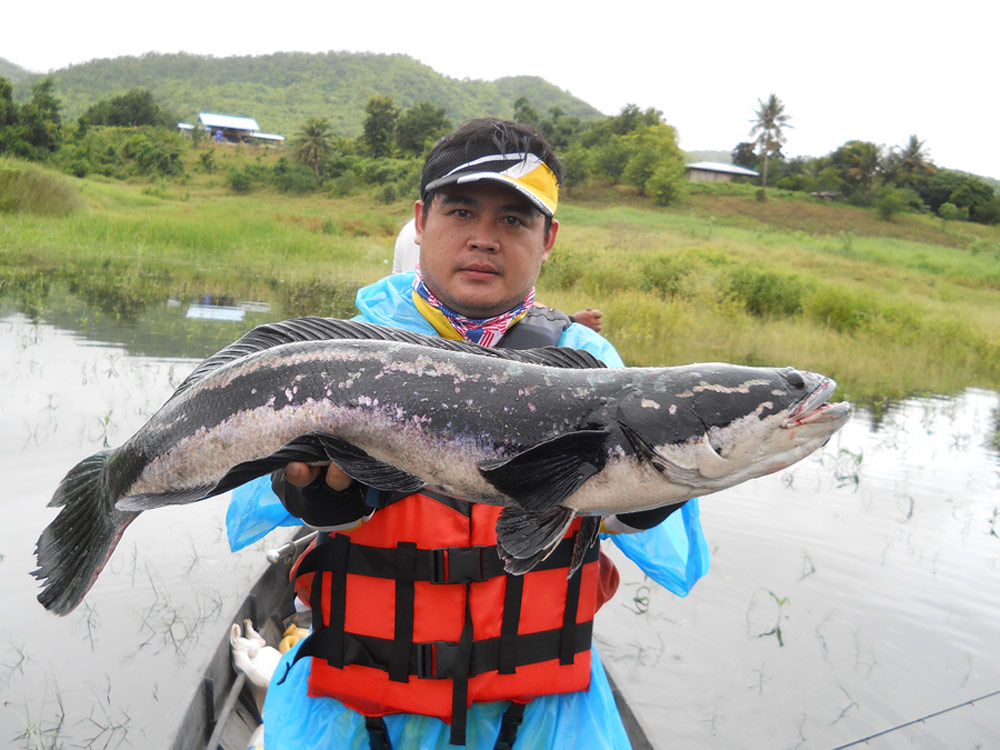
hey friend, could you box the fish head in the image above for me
[621,364,852,493]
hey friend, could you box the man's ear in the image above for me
[413,201,425,243]
[541,218,559,263]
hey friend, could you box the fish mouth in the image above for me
[782,377,852,427]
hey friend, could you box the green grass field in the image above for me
[2,151,998,405]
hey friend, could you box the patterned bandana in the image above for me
[412,271,534,347]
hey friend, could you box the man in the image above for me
[238,119,708,749]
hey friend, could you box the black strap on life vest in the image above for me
[494,702,527,750]
[498,306,572,349]
[365,715,391,750]
[362,701,527,750]
[290,527,597,746]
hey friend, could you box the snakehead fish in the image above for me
[33,317,851,615]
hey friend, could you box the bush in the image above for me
[638,253,694,298]
[0,162,81,215]
[272,161,318,193]
[804,285,876,333]
[121,132,184,176]
[227,168,252,193]
[375,182,400,204]
[938,202,963,221]
[873,185,909,221]
[645,161,687,206]
[727,266,806,317]
[326,170,360,197]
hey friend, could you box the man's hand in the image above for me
[571,308,602,333]
[284,461,353,491]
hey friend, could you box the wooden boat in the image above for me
[170,532,654,750]
[169,533,304,750]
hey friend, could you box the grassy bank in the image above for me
[1,156,998,404]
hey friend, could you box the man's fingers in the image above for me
[324,463,353,492]
[285,461,320,487]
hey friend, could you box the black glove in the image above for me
[271,470,370,528]
[613,501,687,531]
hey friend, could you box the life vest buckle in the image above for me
[415,640,462,679]
[430,547,486,584]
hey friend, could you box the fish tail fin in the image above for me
[33,450,136,615]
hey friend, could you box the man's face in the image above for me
[414,181,559,318]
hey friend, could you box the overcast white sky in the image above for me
[3,0,998,179]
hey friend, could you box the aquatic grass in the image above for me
[3,171,998,401]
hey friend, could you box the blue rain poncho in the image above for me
[226,273,710,749]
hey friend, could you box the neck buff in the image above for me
[412,270,534,347]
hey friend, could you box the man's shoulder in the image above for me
[558,323,625,368]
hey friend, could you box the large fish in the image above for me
[34,318,851,615]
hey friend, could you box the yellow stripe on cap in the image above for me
[439,153,559,217]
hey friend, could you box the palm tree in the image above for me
[896,134,934,182]
[845,141,884,204]
[294,117,334,179]
[749,94,792,198]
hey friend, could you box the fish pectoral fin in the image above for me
[313,434,425,493]
[478,430,609,511]
[209,433,335,497]
[116,487,214,511]
[496,505,575,575]
[569,516,601,578]
[616,420,703,487]
[208,432,423,498]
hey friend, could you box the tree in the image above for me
[512,97,542,129]
[830,140,884,204]
[6,78,63,158]
[731,142,757,169]
[591,134,631,184]
[82,88,170,127]
[396,102,451,157]
[896,135,933,179]
[621,122,686,203]
[538,106,582,151]
[559,143,592,195]
[748,93,791,198]
[293,117,334,178]
[363,95,399,158]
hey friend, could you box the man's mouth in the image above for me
[458,264,500,276]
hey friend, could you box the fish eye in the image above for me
[707,432,726,458]
[786,369,806,389]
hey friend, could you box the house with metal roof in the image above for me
[686,161,759,182]
[176,112,285,144]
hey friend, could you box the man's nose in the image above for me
[467,220,499,251]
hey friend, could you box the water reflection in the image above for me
[0,313,292,749]
[1,282,998,749]
[1,265,361,359]
[597,388,1000,749]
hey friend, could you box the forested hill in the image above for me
[10,51,604,137]
[0,57,31,83]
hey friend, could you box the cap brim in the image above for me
[424,172,555,217]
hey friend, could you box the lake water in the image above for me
[1,295,998,749]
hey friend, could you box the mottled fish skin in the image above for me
[33,318,851,615]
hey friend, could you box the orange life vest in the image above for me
[289,491,604,745]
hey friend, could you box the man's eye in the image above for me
[501,216,525,227]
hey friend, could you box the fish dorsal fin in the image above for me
[479,429,609,511]
[171,317,606,398]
